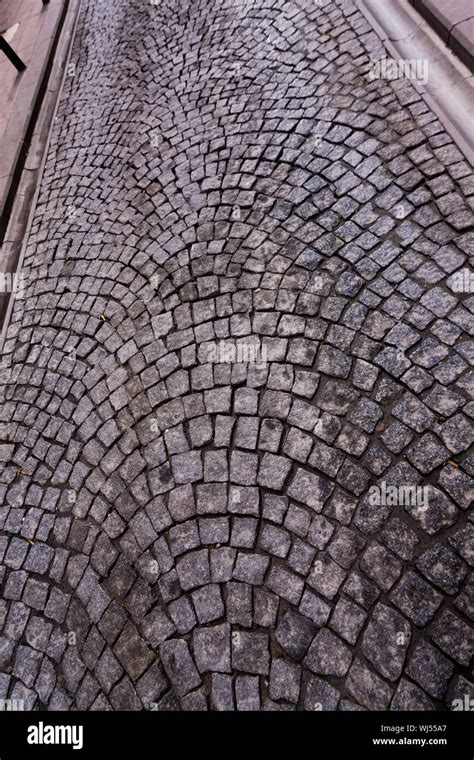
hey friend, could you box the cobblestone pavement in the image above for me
[0,0,473,712]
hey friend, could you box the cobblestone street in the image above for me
[0,0,473,712]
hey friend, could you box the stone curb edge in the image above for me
[409,0,473,73]
[355,0,474,167]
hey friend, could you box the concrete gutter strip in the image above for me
[0,0,82,350]
[356,0,474,167]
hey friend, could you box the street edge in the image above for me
[0,0,83,353]
[355,0,474,167]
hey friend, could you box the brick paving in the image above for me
[0,0,473,711]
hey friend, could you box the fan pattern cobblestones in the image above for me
[0,0,473,711]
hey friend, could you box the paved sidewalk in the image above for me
[0,0,65,226]
[0,0,472,712]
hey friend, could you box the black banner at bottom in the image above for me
[0,710,471,758]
